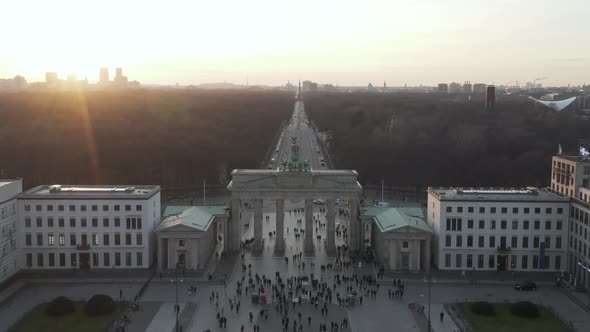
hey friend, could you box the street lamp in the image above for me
[423,273,432,332]
[170,268,184,332]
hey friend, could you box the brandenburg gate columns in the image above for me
[326,199,336,257]
[230,199,241,251]
[275,199,285,255]
[253,198,263,253]
[304,198,315,255]
[349,200,359,252]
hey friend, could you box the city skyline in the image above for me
[2,0,589,86]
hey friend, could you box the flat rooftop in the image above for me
[0,179,20,188]
[428,187,569,202]
[19,184,160,200]
[554,154,590,163]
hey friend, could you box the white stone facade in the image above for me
[428,187,570,272]
[16,185,160,270]
[0,179,22,283]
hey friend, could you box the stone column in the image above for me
[274,199,285,255]
[223,218,230,252]
[425,237,431,273]
[253,199,264,254]
[326,199,336,257]
[414,240,421,272]
[157,236,163,270]
[360,221,366,253]
[349,200,359,251]
[409,241,415,271]
[304,199,315,255]
[168,239,175,269]
[230,199,241,251]
[390,240,398,270]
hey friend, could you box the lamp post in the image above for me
[171,267,183,332]
[424,273,432,332]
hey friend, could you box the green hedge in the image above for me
[85,294,116,316]
[45,296,75,316]
[510,301,539,318]
[471,301,496,316]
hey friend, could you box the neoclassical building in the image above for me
[361,207,432,272]
[155,206,228,271]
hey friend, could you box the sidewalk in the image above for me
[383,270,559,286]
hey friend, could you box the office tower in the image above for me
[485,86,495,111]
[99,68,109,83]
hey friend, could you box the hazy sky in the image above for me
[3,0,589,86]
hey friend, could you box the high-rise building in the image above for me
[448,82,461,94]
[99,68,109,83]
[485,85,495,111]
[437,83,448,93]
[473,83,487,94]
[462,81,472,94]
[45,72,58,84]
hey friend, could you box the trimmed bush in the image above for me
[470,301,496,316]
[85,294,116,316]
[510,301,539,318]
[45,296,75,316]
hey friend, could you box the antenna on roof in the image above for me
[558,144,563,155]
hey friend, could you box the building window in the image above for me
[557,207,563,214]
[59,234,65,246]
[534,207,540,214]
[114,218,121,227]
[523,220,529,230]
[478,255,484,268]
[136,233,143,246]
[490,220,496,229]
[466,254,473,268]
[125,234,132,246]
[546,208,552,214]
[103,205,109,212]
[136,252,143,266]
[104,253,110,267]
[501,220,507,230]
[478,236,484,248]
[25,233,31,246]
[92,234,99,246]
[115,234,121,246]
[58,218,64,227]
[534,220,540,230]
[92,218,98,227]
[556,220,562,230]
[59,253,66,267]
[115,252,121,266]
[446,206,452,213]
[456,254,462,268]
[58,205,64,211]
[179,239,185,247]
[48,253,55,267]
[36,233,43,246]
[114,205,120,211]
[512,220,518,230]
[70,234,76,246]
[70,218,76,227]
[555,255,561,270]
[456,235,462,247]
[81,218,87,227]
[556,236,562,249]
[125,205,132,211]
[512,207,518,214]
[501,207,507,214]
[511,236,517,248]
[479,220,485,229]
[511,255,516,269]
[36,205,42,212]
[545,221,551,230]
[524,207,530,214]
[69,205,75,212]
[445,254,451,268]
[402,241,408,248]
[468,220,473,229]
[467,236,473,247]
[136,205,142,211]
[48,234,54,246]
[93,253,99,267]
[533,236,539,248]
[126,252,132,266]
[103,218,109,227]
[522,255,528,269]
[71,253,77,267]
[103,233,110,246]
[488,255,495,269]
[37,253,44,267]
[24,204,31,212]
[481,207,487,213]
[532,255,539,269]
[457,207,463,213]
[47,217,54,227]
[25,217,31,228]
[81,205,87,212]
[26,253,32,267]
[468,207,474,213]
[489,236,495,248]
[36,217,42,228]
[92,205,98,211]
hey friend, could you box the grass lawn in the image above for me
[10,301,124,332]
[460,302,570,332]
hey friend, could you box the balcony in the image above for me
[497,246,511,253]
[76,244,91,251]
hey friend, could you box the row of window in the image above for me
[571,222,589,240]
[444,206,563,215]
[571,206,590,225]
[445,218,563,231]
[444,253,561,270]
[444,234,562,249]
[25,203,143,213]
[25,251,143,268]
[25,232,143,247]
[0,203,17,221]
[570,237,590,259]
[24,216,142,230]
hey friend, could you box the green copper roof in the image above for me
[360,207,432,233]
[157,205,228,232]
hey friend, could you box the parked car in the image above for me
[514,280,537,291]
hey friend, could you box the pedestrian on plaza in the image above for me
[440,311,444,322]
